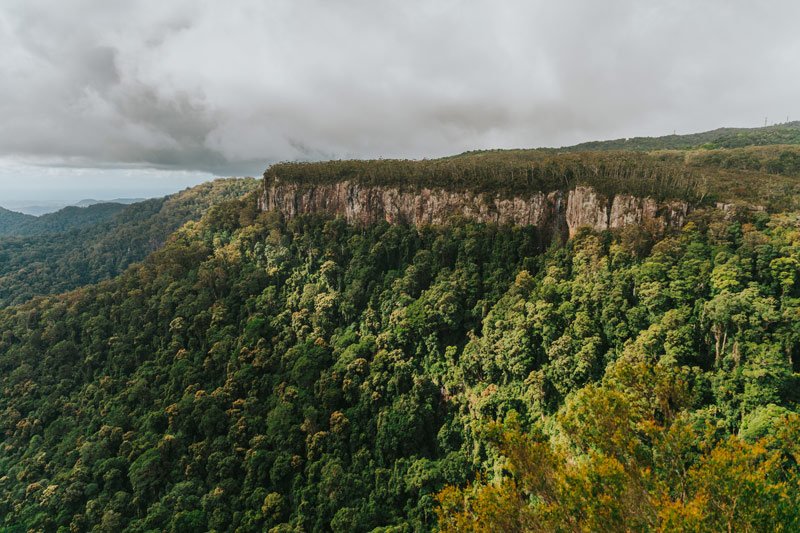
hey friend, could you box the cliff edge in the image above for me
[259,180,690,238]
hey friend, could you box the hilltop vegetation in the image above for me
[557,121,800,152]
[265,151,704,203]
[0,178,258,308]
[267,132,800,212]
[1,187,800,531]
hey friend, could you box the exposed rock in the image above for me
[609,194,689,233]
[566,187,608,236]
[259,180,691,238]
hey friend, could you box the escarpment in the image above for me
[259,179,691,238]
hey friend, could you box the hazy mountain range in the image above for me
[1,197,147,216]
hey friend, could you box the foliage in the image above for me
[0,206,36,235]
[0,178,259,308]
[554,121,800,152]
[267,143,800,214]
[437,362,800,532]
[1,177,800,531]
[0,203,127,237]
[266,151,706,203]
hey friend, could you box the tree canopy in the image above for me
[1,186,799,531]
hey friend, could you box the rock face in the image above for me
[259,181,690,238]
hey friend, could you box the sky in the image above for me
[1,0,799,206]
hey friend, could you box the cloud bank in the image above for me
[1,0,799,177]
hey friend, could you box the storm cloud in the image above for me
[1,0,799,178]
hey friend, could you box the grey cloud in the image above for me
[1,0,799,178]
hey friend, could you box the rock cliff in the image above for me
[259,181,690,238]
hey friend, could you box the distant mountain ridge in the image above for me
[3,197,148,216]
[557,120,800,152]
[72,197,146,207]
[0,178,259,308]
[0,202,127,237]
[0,206,36,234]
[450,121,800,156]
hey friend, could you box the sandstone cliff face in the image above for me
[259,181,690,237]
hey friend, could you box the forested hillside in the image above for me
[0,207,35,235]
[1,180,799,531]
[557,120,800,152]
[0,203,126,237]
[0,178,258,308]
[1,0,797,527]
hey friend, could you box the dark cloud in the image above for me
[1,0,799,178]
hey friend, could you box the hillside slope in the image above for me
[2,126,800,531]
[557,120,800,152]
[1,186,799,531]
[0,203,127,237]
[0,178,259,308]
[0,206,36,235]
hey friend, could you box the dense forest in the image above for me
[2,126,800,531]
[0,203,127,238]
[0,207,36,235]
[1,176,800,530]
[0,178,258,308]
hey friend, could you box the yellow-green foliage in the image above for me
[437,361,800,532]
